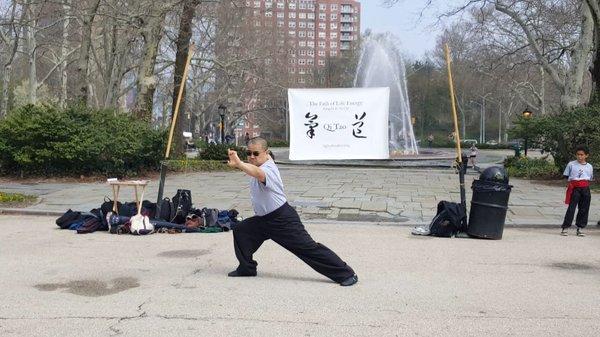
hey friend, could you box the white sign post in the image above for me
[288,88,390,160]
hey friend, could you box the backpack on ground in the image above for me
[429,201,467,237]
[171,189,192,224]
[157,197,175,221]
[56,209,83,229]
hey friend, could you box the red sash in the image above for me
[565,180,590,204]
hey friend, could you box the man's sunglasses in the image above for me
[246,150,262,157]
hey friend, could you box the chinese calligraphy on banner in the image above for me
[288,88,390,160]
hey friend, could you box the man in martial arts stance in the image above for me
[226,137,358,286]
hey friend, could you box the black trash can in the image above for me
[467,179,512,239]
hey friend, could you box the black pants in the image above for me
[562,187,591,229]
[232,203,355,283]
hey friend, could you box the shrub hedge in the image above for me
[0,104,166,177]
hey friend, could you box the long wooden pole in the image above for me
[157,42,195,208]
[444,43,467,213]
[165,42,195,159]
[444,44,462,159]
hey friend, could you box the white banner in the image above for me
[288,88,390,160]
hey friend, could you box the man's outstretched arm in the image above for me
[228,149,266,183]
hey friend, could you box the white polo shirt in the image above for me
[249,160,287,216]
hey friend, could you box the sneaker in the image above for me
[339,274,358,286]
[560,229,568,236]
[576,228,586,237]
[227,270,257,277]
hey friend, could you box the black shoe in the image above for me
[576,228,586,237]
[227,270,257,277]
[339,274,358,286]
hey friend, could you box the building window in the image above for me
[330,41,337,48]
[307,31,314,38]
[307,41,315,47]
[318,50,325,56]
[331,4,338,11]
[254,1,260,8]
[300,50,307,55]
[318,41,325,48]
[289,21,296,28]
[318,31,325,39]
[319,13,326,20]
[299,21,306,28]
[289,12,296,19]
[299,3,306,9]
[277,21,284,27]
[277,2,284,9]
[330,13,337,20]
[307,22,315,28]
[330,50,337,56]
[299,31,306,37]
[299,40,306,47]
[289,3,296,10]
[255,20,261,27]
[277,12,284,18]
[266,1,272,8]
[299,59,306,65]
[319,4,326,10]
[307,50,314,56]
[318,59,325,66]
[319,22,325,29]
[307,59,314,65]
[330,23,337,29]
[330,32,337,38]
[307,13,315,20]
[289,30,296,36]
[265,11,272,17]
[299,12,306,19]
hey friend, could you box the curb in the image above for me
[303,219,600,229]
[0,208,64,217]
[3,207,595,230]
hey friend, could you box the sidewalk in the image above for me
[1,164,598,227]
[1,216,599,336]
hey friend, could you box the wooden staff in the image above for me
[444,43,467,212]
[157,42,195,207]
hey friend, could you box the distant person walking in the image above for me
[244,132,250,145]
[561,145,593,236]
[468,144,479,171]
[427,134,434,148]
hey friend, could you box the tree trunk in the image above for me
[60,0,71,108]
[562,1,595,108]
[76,0,101,105]
[1,2,22,117]
[134,6,168,121]
[170,0,199,156]
[584,0,600,104]
[25,5,37,104]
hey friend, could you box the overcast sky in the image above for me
[360,1,464,61]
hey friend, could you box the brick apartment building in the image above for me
[223,0,361,143]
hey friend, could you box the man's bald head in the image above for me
[247,137,268,151]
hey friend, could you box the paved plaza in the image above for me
[0,155,598,227]
[1,153,599,336]
[1,216,599,336]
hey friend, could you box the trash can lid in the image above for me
[479,166,509,184]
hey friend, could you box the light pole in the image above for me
[522,108,533,156]
[218,104,226,144]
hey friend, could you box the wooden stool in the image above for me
[107,179,149,214]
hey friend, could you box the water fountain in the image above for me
[354,32,419,156]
